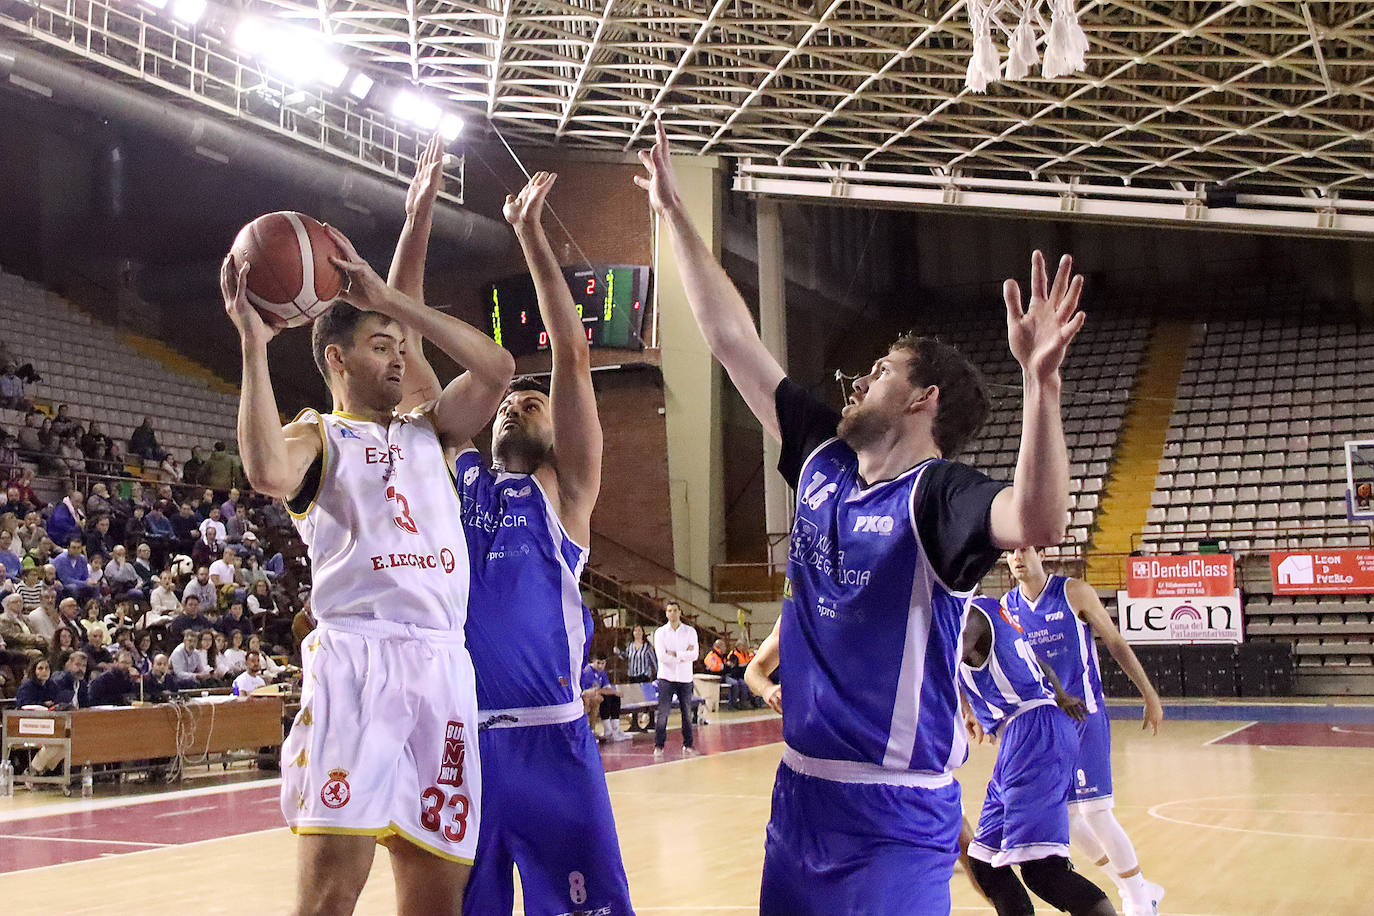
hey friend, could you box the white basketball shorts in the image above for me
[281,619,482,864]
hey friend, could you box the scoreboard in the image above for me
[487,265,651,358]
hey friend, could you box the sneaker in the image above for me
[682,746,700,757]
[1125,882,1165,916]
[652,747,665,758]
[610,728,633,742]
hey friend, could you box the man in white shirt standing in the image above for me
[652,600,699,757]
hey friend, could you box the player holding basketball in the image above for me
[389,144,633,916]
[636,120,1083,916]
[958,594,1117,916]
[1004,546,1165,916]
[223,217,514,915]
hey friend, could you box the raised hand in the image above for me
[1003,250,1085,382]
[503,171,556,232]
[404,134,446,221]
[632,119,683,216]
[220,255,280,348]
[324,225,390,314]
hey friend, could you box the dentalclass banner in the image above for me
[1125,554,1235,599]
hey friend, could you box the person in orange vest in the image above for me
[705,637,750,709]
[727,642,763,708]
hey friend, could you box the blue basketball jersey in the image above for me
[958,595,1057,735]
[455,449,593,712]
[781,441,972,776]
[1004,576,1103,714]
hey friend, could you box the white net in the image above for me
[964,0,1089,92]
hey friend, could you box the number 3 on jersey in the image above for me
[419,786,469,842]
[386,485,419,533]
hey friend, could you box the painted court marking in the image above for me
[1148,792,1374,843]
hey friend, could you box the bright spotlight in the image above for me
[142,0,168,9]
[348,72,375,100]
[320,58,349,89]
[415,100,442,131]
[440,114,463,141]
[234,17,269,54]
[171,0,206,24]
[392,90,421,123]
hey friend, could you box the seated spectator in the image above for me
[211,630,242,679]
[50,648,90,708]
[17,510,45,553]
[183,567,217,610]
[145,571,182,627]
[238,531,265,567]
[239,553,270,593]
[80,422,110,470]
[89,650,140,706]
[217,599,254,640]
[246,633,287,681]
[198,629,220,678]
[97,440,126,477]
[0,592,47,659]
[144,504,174,558]
[15,656,61,708]
[15,411,43,459]
[704,637,751,710]
[81,599,111,645]
[103,597,138,635]
[202,441,238,490]
[153,483,176,515]
[225,504,256,549]
[129,631,154,676]
[26,536,56,570]
[14,563,41,611]
[183,445,205,486]
[153,452,181,484]
[0,431,19,473]
[86,482,113,520]
[169,629,213,683]
[27,587,60,640]
[85,515,117,561]
[170,503,200,553]
[4,488,33,521]
[54,538,97,604]
[0,528,21,581]
[581,652,631,742]
[8,468,43,511]
[47,490,85,547]
[50,404,78,439]
[209,546,238,589]
[197,487,219,520]
[231,649,268,697]
[220,487,241,521]
[104,545,143,600]
[57,433,85,478]
[144,653,192,700]
[0,364,31,410]
[168,593,212,642]
[32,417,61,473]
[257,499,290,532]
[246,578,277,617]
[129,417,166,462]
[46,624,76,672]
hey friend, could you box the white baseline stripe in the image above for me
[1,826,285,877]
[0,777,281,823]
[1203,721,1258,745]
[0,833,166,848]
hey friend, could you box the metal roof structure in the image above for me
[4,0,1374,224]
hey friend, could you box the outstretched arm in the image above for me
[222,257,321,499]
[390,135,447,415]
[989,250,1084,549]
[505,172,602,539]
[1067,578,1163,734]
[326,227,515,449]
[635,121,785,440]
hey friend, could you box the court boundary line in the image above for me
[0,776,281,823]
[0,833,168,847]
[1203,721,1258,745]
[0,825,285,877]
[1148,793,1374,842]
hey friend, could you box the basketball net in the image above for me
[964,0,1088,92]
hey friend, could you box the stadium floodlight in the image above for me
[236,17,349,89]
[347,72,374,100]
[392,90,422,123]
[320,58,349,90]
[171,0,206,24]
[440,114,463,141]
[415,100,443,131]
[233,17,270,54]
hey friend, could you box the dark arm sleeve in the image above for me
[913,461,1009,593]
[774,377,843,490]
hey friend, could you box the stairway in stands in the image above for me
[1084,321,1195,589]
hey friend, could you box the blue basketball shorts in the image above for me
[1070,707,1114,810]
[968,704,1079,867]
[760,757,962,916]
[462,715,634,916]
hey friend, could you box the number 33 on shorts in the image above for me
[419,786,470,842]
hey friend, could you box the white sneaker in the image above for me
[682,746,700,757]
[1125,882,1165,916]
[652,747,665,758]
[610,726,633,742]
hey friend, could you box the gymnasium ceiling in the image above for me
[4,0,1374,201]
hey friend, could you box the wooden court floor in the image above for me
[2,706,1372,915]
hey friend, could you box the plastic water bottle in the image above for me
[81,763,93,798]
[0,759,13,797]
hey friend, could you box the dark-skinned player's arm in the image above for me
[958,607,989,744]
[1032,648,1087,722]
[391,135,453,416]
[988,251,1085,550]
[744,617,782,714]
[222,256,321,500]
[634,120,785,441]
[326,228,514,449]
[506,172,602,546]
[1066,578,1164,734]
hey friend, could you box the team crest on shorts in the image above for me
[321,768,351,808]
[438,720,467,787]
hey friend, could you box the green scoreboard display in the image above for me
[487,265,651,358]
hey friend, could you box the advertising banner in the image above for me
[1116,591,1244,645]
[1125,554,1235,599]
[1271,550,1374,595]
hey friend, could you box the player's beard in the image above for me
[837,402,889,450]
[493,426,552,473]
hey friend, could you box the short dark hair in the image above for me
[592,650,608,662]
[507,375,550,398]
[311,302,396,381]
[888,334,989,458]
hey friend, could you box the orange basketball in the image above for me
[229,212,346,328]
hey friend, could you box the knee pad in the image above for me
[967,857,1035,916]
[1020,856,1110,916]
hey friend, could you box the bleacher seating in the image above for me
[945,311,1152,561]
[0,269,239,460]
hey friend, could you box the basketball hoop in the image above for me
[964,0,1089,93]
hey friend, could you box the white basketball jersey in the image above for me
[289,408,470,632]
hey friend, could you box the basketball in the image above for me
[228,211,346,328]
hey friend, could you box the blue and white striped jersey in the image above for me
[958,595,1057,735]
[455,449,592,713]
[1004,576,1103,715]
